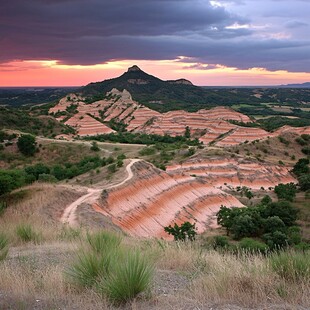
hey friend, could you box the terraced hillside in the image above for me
[90,158,296,238]
[93,161,244,238]
[50,88,310,146]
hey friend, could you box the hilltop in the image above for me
[79,66,310,112]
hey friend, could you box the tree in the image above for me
[164,222,197,241]
[262,201,298,227]
[261,195,272,205]
[298,174,310,191]
[292,158,309,176]
[217,206,244,235]
[184,126,191,138]
[274,183,297,202]
[17,134,36,156]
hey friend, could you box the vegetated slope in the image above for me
[92,159,296,238]
[0,87,77,107]
[0,106,74,137]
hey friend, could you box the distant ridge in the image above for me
[280,82,310,88]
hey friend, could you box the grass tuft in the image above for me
[86,231,121,253]
[97,250,154,304]
[270,250,310,281]
[0,233,9,261]
[16,224,41,243]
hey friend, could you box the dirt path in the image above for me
[60,158,141,226]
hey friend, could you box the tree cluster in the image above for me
[216,199,299,249]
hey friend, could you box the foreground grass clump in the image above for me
[0,233,9,261]
[66,231,154,304]
[270,250,310,281]
[97,250,153,304]
[16,223,41,243]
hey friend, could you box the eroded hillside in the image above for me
[49,88,310,146]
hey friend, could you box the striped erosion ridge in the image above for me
[91,157,297,239]
[92,161,244,238]
[50,89,310,146]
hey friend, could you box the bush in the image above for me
[263,231,289,250]
[301,147,310,155]
[38,173,57,183]
[16,224,41,243]
[212,235,230,249]
[164,222,197,241]
[90,141,100,152]
[107,164,117,174]
[274,183,297,202]
[0,233,9,261]
[17,134,37,156]
[298,174,310,191]
[293,158,309,176]
[238,238,268,254]
[270,250,310,281]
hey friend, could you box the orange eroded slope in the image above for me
[94,161,244,238]
[166,158,296,190]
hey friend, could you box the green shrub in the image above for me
[17,134,37,156]
[0,233,9,261]
[16,224,40,243]
[263,231,289,250]
[212,235,230,249]
[38,173,57,183]
[97,250,154,304]
[270,251,310,281]
[274,183,297,202]
[164,222,197,241]
[107,163,117,174]
[139,147,156,156]
[90,141,100,152]
[238,238,268,254]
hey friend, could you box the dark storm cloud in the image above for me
[1,0,309,71]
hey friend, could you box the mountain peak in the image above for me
[127,65,142,72]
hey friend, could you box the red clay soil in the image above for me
[94,161,244,239]
[166,158,297,190]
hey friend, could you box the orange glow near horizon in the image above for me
[0,59,309,87]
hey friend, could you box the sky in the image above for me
[1,0,310,86]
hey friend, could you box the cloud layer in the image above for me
[1,0,310,71]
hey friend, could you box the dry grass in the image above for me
[0,184,83,245]
[0,185,309,309]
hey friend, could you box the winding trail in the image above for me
[60,158,141,226]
